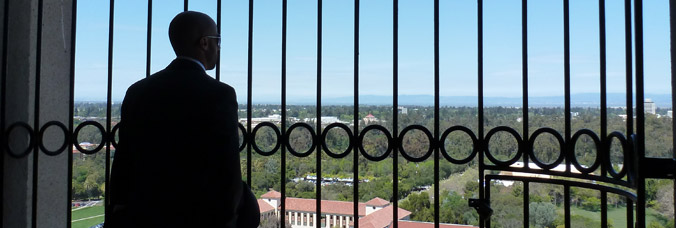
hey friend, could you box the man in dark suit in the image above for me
[107,11,259,228]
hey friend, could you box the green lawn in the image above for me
[71,205,104,228]
[567,206,663,228]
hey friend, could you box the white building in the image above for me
[645,99,656,115]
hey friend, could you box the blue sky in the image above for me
[74,0,672,106]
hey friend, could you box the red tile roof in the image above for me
[257,199,275,213]
[397,221,479,228]
[357,205,411,228]
[284,197,366,216]
[365,197,390,206]
[261,190,281,199]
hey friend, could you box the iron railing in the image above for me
[2,0,676,228]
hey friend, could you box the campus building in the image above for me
[258,190,477,228]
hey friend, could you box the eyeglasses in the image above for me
[204,35,221,48]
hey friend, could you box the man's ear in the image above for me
[199,37,208,51]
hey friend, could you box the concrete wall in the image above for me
[2,0,74,227]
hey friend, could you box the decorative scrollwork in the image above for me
[321,123,352,159]
[251,122,281,156]
[5,122,35,158]
[286,122,316,157]
[38,121,69,156]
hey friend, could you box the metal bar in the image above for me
[523,182,529,228]
[599,0,607,177]
[627,197,634,227]
[316,0,322,226]
[477,0,485,227]
[483,164,631,187]
[184,0,188,12]
[104,0,115,224]
[624,0,633,138]
[487,175,638,201]
[634,0,646,226]
[31,0,45,226]
[392,0,399,226]
[563,0,571,174]
[564,185,570,228]
[599,1,609,226]
[353,0,360,226]
[521,0,529,169]
[67,0,78,227]
[216,0,221,81]
[146,0,151,78]
[485,177,491,228]
[433,0,440,227]
[670,0,676,224]
[601,191,608,228]
[0,0,9,224]
[246,0,253,187]
[280,0,287,225]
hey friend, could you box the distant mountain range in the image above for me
[270,93,673,107]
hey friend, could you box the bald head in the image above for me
[169,11,219,69]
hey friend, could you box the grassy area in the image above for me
[72,205,104,228]
[568,206,663,228]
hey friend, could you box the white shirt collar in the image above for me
[176,56,206,71]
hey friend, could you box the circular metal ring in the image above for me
[251,122,281,156]
[358,125,393,162]
[38,121,69,156]
[398,125,434,162]
[286,122,317,157]
[321,123,353,159]
[238,123,247,152]
[73,121,106,155]
[4,122,35,158]
[569,129,602,174]
[484,126,523,167]
[110,123,121,148]
[606,131,628,179]
[439,125,479,164]
[528,127,565,170]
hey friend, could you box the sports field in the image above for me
[71,205,104,228]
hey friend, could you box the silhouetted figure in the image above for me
[107,11,259,228]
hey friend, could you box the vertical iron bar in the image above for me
[67,0,78,227]
[634,0,646,226]
[392,0,399,226]
[281,0,287,225]
[477,0,485,227]
[520,2,531,222]
[184,0,188,12]
[563,0,571,174]
[246,0,253,187]
[624,0,634,139]
[521,0,529,169]
[104,0,114,224]
[599,1,609,226]
[216,0,221,81]
[0,0,9,224]
[564,185,570,228]
[601,191,608,228]
[146,0,151,78]
[670,0,676,224]
[433,0,440,227]
[485,178,491,228]
[353,0,360,227]
[627,198,634,227]
[523,182,529,228]
[31,0,44,226]
[599,0,608,177]
[316,1,322,227]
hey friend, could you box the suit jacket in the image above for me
[108,59,251,227]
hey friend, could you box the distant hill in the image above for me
[274,93,673,107]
